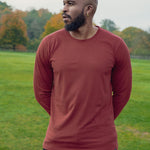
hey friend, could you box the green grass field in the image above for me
[0,51,150,150]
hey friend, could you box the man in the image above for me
[33,0,132,150]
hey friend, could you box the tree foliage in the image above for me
[0,1,150,55]
[0,1,12,19]
[27,38,41,51]
[23,9,53,40]
[0,1,11,11]
[120,27,150,55]
[42,13,64,38]
[0,11,28,50]
[100,19,119,32]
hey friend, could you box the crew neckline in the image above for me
[64,26,101,42]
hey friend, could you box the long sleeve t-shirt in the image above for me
[33,27,132,150]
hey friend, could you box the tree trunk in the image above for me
[13,45,16,51]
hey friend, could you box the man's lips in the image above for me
[63,16,70,22]
[62,15,68,19]
[62,14,71,20]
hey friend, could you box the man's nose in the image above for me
[63,4,68,13]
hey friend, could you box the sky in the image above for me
[1,0,150,31]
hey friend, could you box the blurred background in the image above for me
[0,0,150,56]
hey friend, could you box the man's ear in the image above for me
[85,5,94,16]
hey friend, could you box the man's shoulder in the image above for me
[99,27,122,42]
[98,27,128,54]
[42,28,66,42]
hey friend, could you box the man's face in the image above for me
[62,0,86,31]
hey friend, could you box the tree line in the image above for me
[0,1,150,56]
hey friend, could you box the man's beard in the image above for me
[64,10,86,31]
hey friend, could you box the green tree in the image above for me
[0,1,12,21]
[0,1,11,11]
[42,12,64,38]
[27,38,40,51]
[23,9,53,40]
[121,27,150,55]
[100,19,119,32]
[0,11,28,51]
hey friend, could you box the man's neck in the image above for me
[69,24,98,40]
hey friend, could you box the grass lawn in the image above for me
[0,51,150,150]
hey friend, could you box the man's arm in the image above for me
[111,39,132,120]
[33,38,53,115]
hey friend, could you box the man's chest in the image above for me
[50,43,115,75]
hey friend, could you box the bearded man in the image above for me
[33,0,132,150]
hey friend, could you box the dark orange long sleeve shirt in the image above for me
[33,27,132,150]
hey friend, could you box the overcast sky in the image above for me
[1,0,150,31]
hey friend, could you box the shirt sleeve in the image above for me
[33,38,53,115]
[111,39,132,120]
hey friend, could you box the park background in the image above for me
[0,0,150,150]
